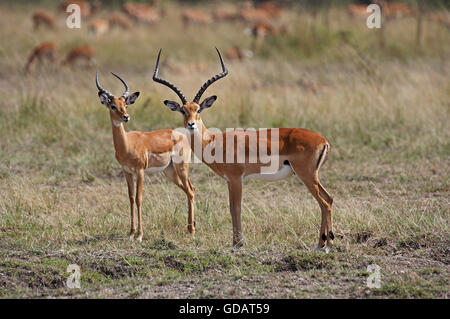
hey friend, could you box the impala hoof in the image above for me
[315,245,331,254]
[231,240,244,252]
[187,222,196,235]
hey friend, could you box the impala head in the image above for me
[152,48,228,131]
[96,72,140,124]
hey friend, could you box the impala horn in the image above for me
[96,72,115,100]
[152,49,187,105]
[111,72,130,99]
[193,47,228,103]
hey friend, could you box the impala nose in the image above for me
[187,122,197,130]
[122,115,129,122]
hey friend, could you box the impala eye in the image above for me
[111,105,117,111]
[180,109,186,115]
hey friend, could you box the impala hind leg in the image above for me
[164,163,196,234]
[173,163,195,234]
[290,164,333,251]
[135,169,145,242]
[124,171,136,240]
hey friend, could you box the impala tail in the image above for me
[316,142,330,170]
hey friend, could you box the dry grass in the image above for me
[0,1,448,298]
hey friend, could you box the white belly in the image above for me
[146,160,171,173]
[146,152,172,173]
[244,165,293,182]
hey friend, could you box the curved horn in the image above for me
[111,72,130,99]
[95,72,114,99]
[152,49,187,105]
[193,47,228,103]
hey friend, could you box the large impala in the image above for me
[152,49,334,252]
[95,72,195,242]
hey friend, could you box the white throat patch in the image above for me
[113,120,122,127]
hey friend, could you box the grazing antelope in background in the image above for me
[89,18,109,37]
[182,9,212,26]
[378,1,412,18]
[95,73,195,241]
[238,8,271,23]
[213,9,239,22]
[346,4,368,18]
[153,49,334,251]
[24,42,57,73]
[257,1,282,18]
[247,22,287,49]
[123,2,159,25]
[62,45,95,68]
[32,11,56,30]
[109,13,132,30]
[225,46,253,61]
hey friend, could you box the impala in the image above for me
[346,4,368,18]
[95,72,195,241]
[89,18,109,37]
[62,45,95,68]
[182,9,212,26]
[257,1,282,18]
[109,13,132,30]
[246,22,286,48]
[32,11,56,30]
[24,42,57,73]
[378,1,412,18]
[225,46,253,62]
[152,49,334,252]
[123,2,159,25]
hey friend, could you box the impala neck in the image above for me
[188,119,213,160]
[110,113,128,154]
[194,119,212,144]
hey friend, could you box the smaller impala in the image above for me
[95,72,195,242]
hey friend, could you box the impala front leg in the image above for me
[124,171,136,240]
[135,169,145,242]
[228,179,243,250]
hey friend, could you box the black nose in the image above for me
[123,116,129,122]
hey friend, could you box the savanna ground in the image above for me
[0,1,448,298]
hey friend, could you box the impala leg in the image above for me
[173,163,196,235]
[291,165,333,251]
[227,179,243,250]
[135,169,144,242]
[124,171,136,240]
[319,183,334,247]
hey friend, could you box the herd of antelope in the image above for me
[24,1,448,251]
[25,0,449,74]
[25,0,293,73]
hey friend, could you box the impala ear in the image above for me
[98,92,110,106]
[164,100,181,112]
[125,92,140,105]
[199,95,217,112]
